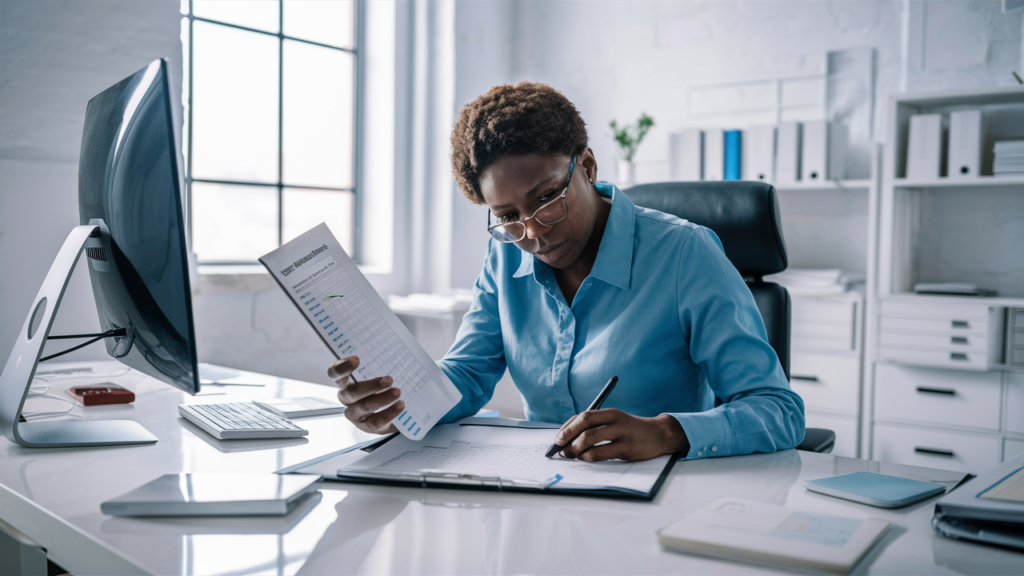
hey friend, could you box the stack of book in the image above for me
[993,140,1024,175]
[764,268,864,296]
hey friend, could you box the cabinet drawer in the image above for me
[1005,437,1024,462]
[792,297,857,325]
[794,323,854,338]
[793,335,854,353]
[1007,372,1024,435]
[872,424,999,474]
[879,331,988,352]
[874,363,1001,430]
[880,316,988,336]
[876,346,991,371]
[790,353,860,414]
[805,411,858,458]
[880,299,994,321]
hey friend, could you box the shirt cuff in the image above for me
[668,410,731,459]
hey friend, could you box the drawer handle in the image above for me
[791,375,820,382]
[950,336,969,345]
[916,386,956,396]
[915,447,955,457]
[950,352,969,361]
[951,320,970,329]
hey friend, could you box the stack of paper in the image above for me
[913,282,996,297]
[993,140,1024,175]
[764,268,864,296]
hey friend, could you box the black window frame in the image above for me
[182,0,363,265]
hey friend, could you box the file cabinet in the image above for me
[870,363,1024,473]
[789,292,863,458]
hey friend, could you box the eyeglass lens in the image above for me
[490,198,567,242]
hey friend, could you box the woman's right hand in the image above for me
[328,356,403,435]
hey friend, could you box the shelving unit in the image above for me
[868,86,1024,473]
[771,147,881,458]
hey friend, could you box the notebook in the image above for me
[804,471,946,508]
[657,498,890,574]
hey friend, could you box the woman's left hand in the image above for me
[553,409,690,462]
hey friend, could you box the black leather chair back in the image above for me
[625,181,791,379]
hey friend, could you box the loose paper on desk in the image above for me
[259,223,461,440]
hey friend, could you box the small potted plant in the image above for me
[609,113,654,187]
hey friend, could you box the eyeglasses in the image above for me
[487,155,576,243]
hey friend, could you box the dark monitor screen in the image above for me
[78,59,199,394]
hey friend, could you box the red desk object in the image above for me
[67,383,135,406]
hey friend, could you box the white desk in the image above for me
[1,361,1022,575]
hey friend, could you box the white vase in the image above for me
[618,159,635,188]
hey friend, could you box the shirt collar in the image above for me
[512,182,634,290]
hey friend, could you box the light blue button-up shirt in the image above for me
[437,183,805,459]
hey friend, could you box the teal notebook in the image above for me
[803,472,945,509]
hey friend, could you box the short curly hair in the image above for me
[450,82,588,204]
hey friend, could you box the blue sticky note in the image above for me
[803,471,945,508]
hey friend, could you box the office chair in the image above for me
[625,181,835,454]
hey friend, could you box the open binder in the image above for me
[331,419,680,501]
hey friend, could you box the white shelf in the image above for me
[884,292,1024,308]
[775,179,871,192]
[893,175,1024,189]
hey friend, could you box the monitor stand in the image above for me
[0,225,157,448]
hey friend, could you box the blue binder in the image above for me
[724,130,741,180]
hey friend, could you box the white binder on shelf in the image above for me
[775,121,801,185]
[947,110,982,179]
[703,128,725,181]
[801,120,847,182]
[670,129,703,181]
[742,125,776,182]
[906,114,944,179]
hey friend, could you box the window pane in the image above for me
[192,183,279,262]
[180,17,190,175]
[191,21,279,183]
[283,41,353,189]
[283,188,354,255]
[193,0,279,33]
[283,0,354,48]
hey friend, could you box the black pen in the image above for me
[545,375,619,459]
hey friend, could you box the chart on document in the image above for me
[259,223,461,440]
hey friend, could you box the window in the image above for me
[180,0,358,265]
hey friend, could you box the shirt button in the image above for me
[712,446,718,452]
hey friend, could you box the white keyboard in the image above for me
[178,402,308,440]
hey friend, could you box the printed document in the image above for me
[260,223,461,440]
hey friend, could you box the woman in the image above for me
[329,82,804,462]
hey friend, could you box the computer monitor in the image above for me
[0,59,198,447]
[78,59,199,395]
